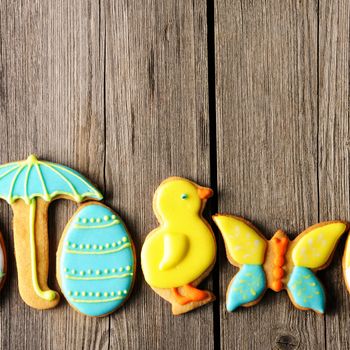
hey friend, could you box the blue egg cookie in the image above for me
[57,202,136,316]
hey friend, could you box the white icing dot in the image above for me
[122,237,127,242]
[126,266,131,271]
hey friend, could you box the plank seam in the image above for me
[316,1,326,349]
[206,0,220,349]
[99,0,110,348]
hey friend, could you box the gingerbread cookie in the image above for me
[0,232,7,290]
[213,214,348,314]
[141,177,216,315]
[0,155,103,309]
[57,202,136,317]
[342,235,350,293]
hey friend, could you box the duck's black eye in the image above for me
[181,193,189,200]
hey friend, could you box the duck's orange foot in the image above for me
[182,284,208,301]
[171,284,208,305]
[171,287,192,305]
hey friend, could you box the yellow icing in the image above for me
[141,178,216,288]
[292,222,347,268]
[345,235,350,267]
[213,215,266,265]
[159,233,189,271]
[29,199,57,301]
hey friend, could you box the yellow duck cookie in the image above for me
[141,177,216,315]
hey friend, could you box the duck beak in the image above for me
[198,187,213,200]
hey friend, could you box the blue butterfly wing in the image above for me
[287,266,325,313]
[226,264,266,312]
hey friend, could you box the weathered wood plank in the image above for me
[319,1,350,349]
[0,1,107,349]
[215,1,322,348]
[104,0,213,349]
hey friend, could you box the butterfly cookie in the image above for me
[213,215,348,314]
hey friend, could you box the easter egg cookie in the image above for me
[0,232,7,290]
[57,202,136,317]
[0,155,103,309]
[213,215,348,314]
[141,177,216,315]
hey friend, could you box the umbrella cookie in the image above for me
[141,177,216,315]
[0,155,103,309]
[0,231,7,290]
[213,215,348,314]
[57,202,136,317]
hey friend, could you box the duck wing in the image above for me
[159,232,189,271]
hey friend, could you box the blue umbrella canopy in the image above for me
[0,154,103,204]
[0,155,103,305]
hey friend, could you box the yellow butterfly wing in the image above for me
[213,214,267,265]
[292,221,348,269]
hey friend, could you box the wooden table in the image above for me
[0,1,349,349]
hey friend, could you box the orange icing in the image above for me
[273,267,284,279]
[272,280,283,291]
[171,284,208,305]
[271,236,288,292]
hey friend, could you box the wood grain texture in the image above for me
[319,1,350,349]
[215,0,323,349]
[103,1,213,349]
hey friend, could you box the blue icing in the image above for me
[287,266,325,313]
[39,165,74,194]
[60,203,135,316]
[0,156,102,203]
[227,264,266,312]
[44,162,101,197]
